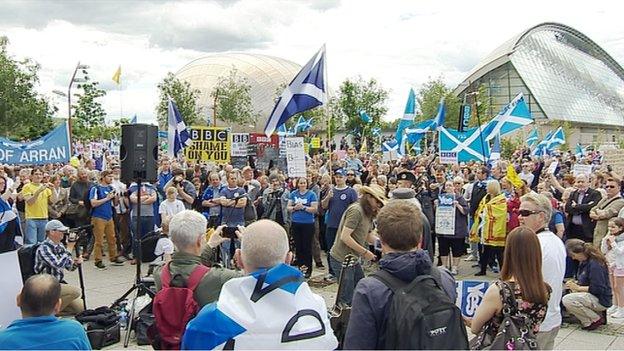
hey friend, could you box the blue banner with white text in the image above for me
[0,123,70,165]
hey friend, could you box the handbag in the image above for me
[470,281,539,350]
[76,306,121,349]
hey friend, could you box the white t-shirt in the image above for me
[159,199,186,218]
[150,237,174,264]
[537,229,566,332]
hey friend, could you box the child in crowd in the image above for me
[601,217,624,318]
[159,187,186,225]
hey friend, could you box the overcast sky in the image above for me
[2,0,623,124]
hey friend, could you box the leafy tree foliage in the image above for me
[211,68,255,127]
[0,36,55,140]
[156,72,202,129]
[72,81,107,140]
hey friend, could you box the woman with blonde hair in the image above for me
[470,226,551,349]
[470,180,507,276]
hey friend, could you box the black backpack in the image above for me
[83,184,97,212]
[141,231,168,263]
[372,268,469,350]
[18,243,41,283]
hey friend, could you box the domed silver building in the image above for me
[175,53,301,132]
[454,22,624,146]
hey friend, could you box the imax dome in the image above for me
[175,53,301,132]
[454,22,624,128]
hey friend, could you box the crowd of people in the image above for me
[0,141,623,349]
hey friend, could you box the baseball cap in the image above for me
[45,220,69,232]
[334,169,346,176]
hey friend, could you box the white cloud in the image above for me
[1,0,623,126]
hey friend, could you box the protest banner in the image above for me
[440,151,458,164]
[435,193,456,235]
[184,127,230,164]
[311,137,321,149]
[231,133,249,157]
[231,156,248,170]
[0,251,23,329]
[455,280,490,318]
[0,122,70,165]
[249,133,285,171]
[285,137,307,178]
[547,161,558,174]
[603,149,624,174]
[572,164,593,177]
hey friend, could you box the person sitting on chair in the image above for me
[0,274,90,349]
[34,220,84,315]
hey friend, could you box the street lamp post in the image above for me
[67,62,89,154]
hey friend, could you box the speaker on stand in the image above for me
[115,123,159,347]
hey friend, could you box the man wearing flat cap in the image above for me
[396,171,417,189]
[34,220,84,315]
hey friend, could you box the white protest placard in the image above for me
[231,133,249,157]
[435,193,456,235]
[382,150,398,163]
[547,161,558,175]
[285,137,307,178]
[573,164,593,177]
[0,251,23,329]
[440,151,458,165]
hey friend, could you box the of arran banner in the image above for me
[0,122,70,165]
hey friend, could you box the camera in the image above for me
[222,227,239,239]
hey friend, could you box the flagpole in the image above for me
[470,91,488,164]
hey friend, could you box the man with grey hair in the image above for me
[154,210,240,307]
[519,192,566,350]
[182,220,337,349]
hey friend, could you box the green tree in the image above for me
[211,68,255,127]
[156,72,202,129]
[466,84,492,128]
[333,76,389,148]
[72,81,107,140]
[0,36,55,139]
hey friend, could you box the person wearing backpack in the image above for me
[468,227,551,350]
[344,200,462,350]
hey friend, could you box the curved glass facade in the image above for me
[456,23,624,128]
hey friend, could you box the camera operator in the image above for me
[261,174,290,227]
[164,168,196,210]
[34,220,84,315]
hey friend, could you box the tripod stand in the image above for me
[110,178,155,347]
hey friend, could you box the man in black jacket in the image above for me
[469,166,489,220]
[564,174,601,242]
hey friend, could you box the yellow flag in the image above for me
[506,164,524,189]
[360,138,368,153]
[112,65,121,85]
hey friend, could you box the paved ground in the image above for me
[64,253,624,350]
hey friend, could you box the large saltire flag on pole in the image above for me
[546,127,566,150]
[439,126,491,163]
[264,45,327,137]
[532,130,554,156]
[395,88,416,152]
[431,97,446,130]
[401,119,434,154]
[167,98,192,158]
[482,93,533,141]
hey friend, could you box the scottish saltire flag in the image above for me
[0,198,17,234]
[167,98,192,158]
[490,133,501,163]
[532,130,554,157]
[395,88,417,149]
[526,127,538,147]
[482,93,533,141]
[277,124,295,137]
[294,116,313,133]
[359,111,371,123]
[576,143,585,157]
[432,97,446,129]
[264,45,326,137]
[546,127,565,150]
[130,114,137,124]
[439,126,491,162]
[382,139,399,152]
[400,119,434,155]
[371,127,381,136]
[181,263,337,349]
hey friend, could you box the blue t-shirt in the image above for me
[202,185,223,218]
[289,190,317,224]
[90,184,114,221]
[158,171,172,192]
[0,315,91,350]
[326,187,358,228]
[219,187,246,226]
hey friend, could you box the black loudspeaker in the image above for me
[120,124,158,183]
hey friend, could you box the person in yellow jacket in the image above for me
[470,180,507,276]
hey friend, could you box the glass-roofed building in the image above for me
[454,22,624,145]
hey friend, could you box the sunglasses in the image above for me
[518,209,542,217]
